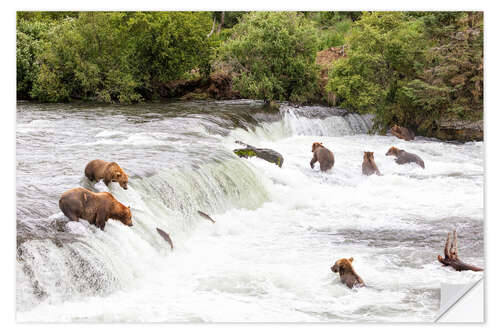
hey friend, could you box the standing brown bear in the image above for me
[331,257,365,289]
[362,151,382,176]
[59,187,132,230]
[310,142,335,171]
[385,146,425,169]
[85,159,129,189]
[390,125,415,141]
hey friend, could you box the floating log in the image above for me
[156,228,174,250]
[233,140,284,167]
[197,210,216,224]
[437,230,483,272]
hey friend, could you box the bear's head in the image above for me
[331,257,354,274]
[114,171,128,190]
[385,146,400,156]
[363,151,374,161]
[312,142,323,152]
[120,205,133,226]
[391,125,402,134]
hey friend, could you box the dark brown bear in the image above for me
[59,187,132,230]
[331,257,365,289]
[385,146,425,169]
[310,142,335,171]
[362,151,382,176]
[390,125,415,141]
[85,159,129,189]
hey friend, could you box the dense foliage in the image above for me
[326,12,483,133]
[220,12,320,103]
[18,11,213,102]
[17,11,483,136]
[16,19,52,99]
[405,12,483,133]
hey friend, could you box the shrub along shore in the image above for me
[17,11,483,141]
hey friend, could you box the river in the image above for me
[16,100,483,322]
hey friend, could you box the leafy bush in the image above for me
[315,19,352,50]
[28,12,214,103]
[220,12,320,103]
[326,11,482,134]
[127,11,214,93]
[404,12,483,132]
[326,12,427,130]
[30,13,138,102]
[16,19,51,99]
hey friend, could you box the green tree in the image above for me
[28,12,214,103]
[16,18,52,99]
[221,11,320,103]
[326,12,426,130]
[31,12,141,103]
[327,11,483,135]
[127,11,214,98]
[401,12,483,133]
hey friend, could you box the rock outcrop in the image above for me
[155,71,240,100]
[434,119,483,142]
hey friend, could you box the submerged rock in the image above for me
[233,140,284,167]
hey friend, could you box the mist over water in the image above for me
[16,100,483,322]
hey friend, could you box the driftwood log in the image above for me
[437,230,483,272]
[233,140,284,167]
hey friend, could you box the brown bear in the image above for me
[59,187,132,230]
[362,151,382,176]
[385,146,425,169]
[331,257,365,289]
[390,125,415,141]
[85,159,129,190]
[310,142,335,171]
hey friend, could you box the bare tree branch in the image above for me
[207,16,216,38]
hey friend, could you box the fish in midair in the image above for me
[197,210,216,224]
[156,228,174,250]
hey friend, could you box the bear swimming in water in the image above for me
[310,142,335,172]
[362,151,382,176]
[59,187,132,230]
[390,125,415,141]
[331,257,365,289]
[85,159,129,190]
[385,146,425,169]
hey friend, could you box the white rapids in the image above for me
[16,102,483,322]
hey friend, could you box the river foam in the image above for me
[16,101,483,322]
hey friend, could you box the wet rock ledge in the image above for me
[434,119,483,142]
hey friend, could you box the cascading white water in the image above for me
[279,105,374,137]
[16,101,483,322]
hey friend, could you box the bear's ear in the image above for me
[128,205,130,209]
[349,257,354,262]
